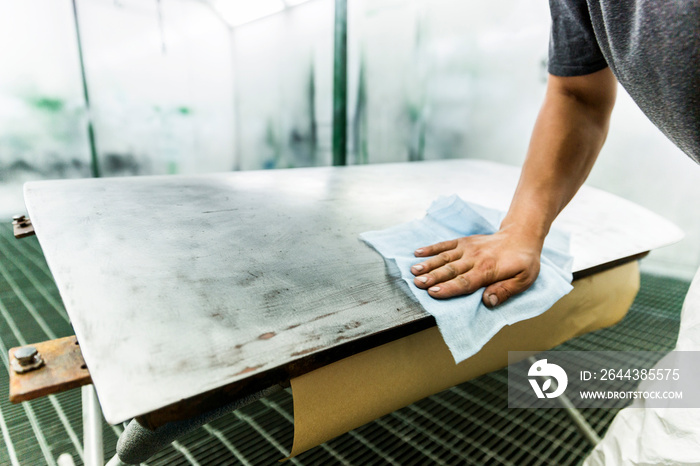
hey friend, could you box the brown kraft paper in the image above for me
[289,261,640,458]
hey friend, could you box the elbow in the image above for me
[548,68,618,126]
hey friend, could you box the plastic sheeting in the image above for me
[584,268,700,465]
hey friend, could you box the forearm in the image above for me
[412,69,617,303]
[502,69,617,247]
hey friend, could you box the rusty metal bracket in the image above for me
[9,335,92,403]
[12,214,35,239]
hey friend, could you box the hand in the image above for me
[410,230,542,306]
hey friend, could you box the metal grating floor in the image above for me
[0,223,689,466]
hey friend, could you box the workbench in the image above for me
[9,159,683,464]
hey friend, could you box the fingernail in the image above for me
[415,248,424,255]
[429,286,440,292]
[417,276,428,283]
[488,294,498,306]
[412,264,424,272]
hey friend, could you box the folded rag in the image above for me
[360,195,573,363]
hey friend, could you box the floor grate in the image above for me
[0,223,689,465]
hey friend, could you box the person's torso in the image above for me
[587,0,700,163]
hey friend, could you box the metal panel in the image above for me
[22,160,683,424]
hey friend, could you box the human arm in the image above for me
[411,67,618,306]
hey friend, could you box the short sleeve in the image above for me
[548,0,608,76]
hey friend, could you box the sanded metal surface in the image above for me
[0,224,688,466]
[22,159,683,424]
[8,335,91,403]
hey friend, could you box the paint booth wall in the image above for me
[233,0,700,276]
[230,0,334,170]
[0,0,234,211]
[1,0,699,276]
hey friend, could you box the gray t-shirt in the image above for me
[548,0,700,164]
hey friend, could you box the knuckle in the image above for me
[518,265,539,286]
[456,274,471,291]
[477,257,497,273]
[496,284,513,300]
[522,275,536,289]
[478,256,497,271]
[517,269,531,282]
[422,260,437,272]
[444,263,457,277]
[475,257,498,283]
[456,237,470,248]
[438,252,452,263]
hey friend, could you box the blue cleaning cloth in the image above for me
[360,195,574,364]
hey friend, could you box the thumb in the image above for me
[482,275,535,308]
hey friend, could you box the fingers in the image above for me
[411,248,463,276]
[413,258,475,289]
[424,270,488,299]
[411,234,542,304]
[414,239,458,258]
[482,272,536,307]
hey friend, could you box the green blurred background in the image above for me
[1,0,699,277]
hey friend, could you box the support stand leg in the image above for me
[107,384,282,465]
[527,357,600,446]
[82,385,104,466]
